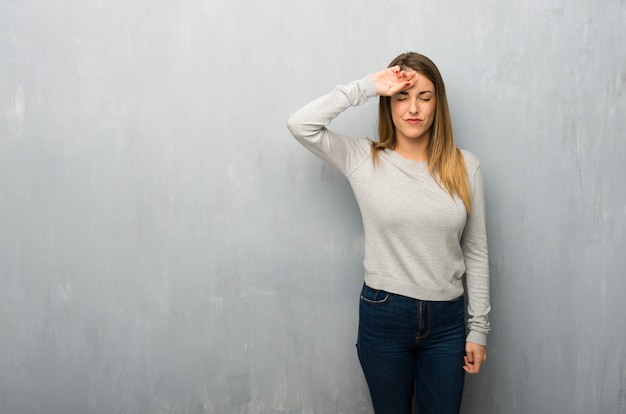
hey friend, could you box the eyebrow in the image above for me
[398,90,434,96]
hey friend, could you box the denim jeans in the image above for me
[356,283,466,414]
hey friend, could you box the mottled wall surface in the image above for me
[1,1,625,413]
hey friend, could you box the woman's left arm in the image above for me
[460,157,491,372]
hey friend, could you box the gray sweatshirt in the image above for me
[287,75,490,345]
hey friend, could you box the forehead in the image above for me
[406,75,435,93]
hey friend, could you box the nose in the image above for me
[409,99,419,115]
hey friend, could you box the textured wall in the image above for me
[1,1,625,413]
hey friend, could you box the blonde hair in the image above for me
[371,52,472,213]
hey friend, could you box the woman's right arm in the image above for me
[286,75,377,173]
[286,67,417,174]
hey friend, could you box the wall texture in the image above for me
[1,1,625,413]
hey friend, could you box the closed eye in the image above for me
[418,92,433,101]
[394,91,409,101]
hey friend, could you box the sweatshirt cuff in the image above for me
[358,75,378,99]
[466,330,488,346]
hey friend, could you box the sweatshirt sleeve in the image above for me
[286,75,377,176]
[461,158,491,346]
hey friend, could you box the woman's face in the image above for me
[390,73,436,144]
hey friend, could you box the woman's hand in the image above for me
[371,65,418,96]
[463,342,487,374]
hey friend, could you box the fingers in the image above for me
[391,65,405,77]
[372,66,418,96]
[391,66,418,93]
[463,343,487,374]
[463,355,482,374]
[390,65,418,82]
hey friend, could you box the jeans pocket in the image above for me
[360,284,389,305]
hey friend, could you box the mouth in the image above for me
[405,118,422,125]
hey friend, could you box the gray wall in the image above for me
[1,1,625,413]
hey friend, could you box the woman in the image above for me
[287,52,490,414]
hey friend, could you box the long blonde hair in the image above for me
[371,52,472,213]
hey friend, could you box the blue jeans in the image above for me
[356,283,466,414]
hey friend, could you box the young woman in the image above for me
[287,52,490,414]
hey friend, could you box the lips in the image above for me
[405,118,422,125]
